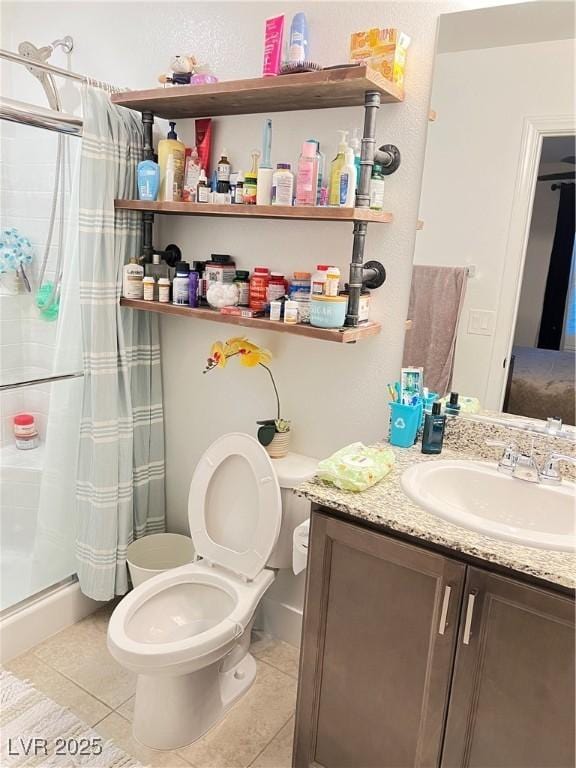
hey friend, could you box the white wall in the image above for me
[513,178,559,347]
[414,38,575,407]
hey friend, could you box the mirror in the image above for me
[404,1,575,427]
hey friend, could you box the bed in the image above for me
[505,346,575,426]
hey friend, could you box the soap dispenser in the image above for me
[421,401,446,455]
[158,122,185,202]
[328,130,349,206]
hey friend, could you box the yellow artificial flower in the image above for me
[224,337,272,367]
[209,341,227,368]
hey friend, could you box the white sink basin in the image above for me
[401,460,575,552]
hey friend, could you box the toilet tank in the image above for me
[267,452,318,569]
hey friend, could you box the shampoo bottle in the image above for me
[421,402,446,454]
[158,122,185,202]
[350,128,362,187]
[137,159,160,201]
[328,130,349,206]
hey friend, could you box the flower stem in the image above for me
[259,364,280,421]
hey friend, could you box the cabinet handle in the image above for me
[463,592,476,645]
[438,585,452,635]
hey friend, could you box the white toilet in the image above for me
[107,432,316,750]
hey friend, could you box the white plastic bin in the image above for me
[127,533,195,587]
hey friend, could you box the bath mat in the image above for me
[0,671,145,767]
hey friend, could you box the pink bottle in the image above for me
[295,141,318,206]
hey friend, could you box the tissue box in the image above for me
[349,28,410,87]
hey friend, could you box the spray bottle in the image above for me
[328,130,349,206]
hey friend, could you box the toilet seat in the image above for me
[108,560,274,673]
[188,432,282,580]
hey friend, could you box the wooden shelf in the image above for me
[114,199,392,224]
[111,65,403,119]
[120,298,381,343]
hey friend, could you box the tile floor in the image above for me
[5,604,299,768]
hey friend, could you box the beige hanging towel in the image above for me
[402,265,467,397]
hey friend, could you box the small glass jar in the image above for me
[249,267,270,311]
[14,413,39,450]
[234,270,250,307]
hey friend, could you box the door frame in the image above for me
[484,114,576,411]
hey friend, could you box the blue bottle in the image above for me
[287,13,309,63]
[137,159,160,201]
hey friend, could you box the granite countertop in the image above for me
[297,445,576,591]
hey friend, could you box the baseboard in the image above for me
[258,597,303,649]
[0,580,105,663]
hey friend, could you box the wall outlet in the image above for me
[468,309,495,336]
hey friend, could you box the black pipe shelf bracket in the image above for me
[141,111,155,263]
[345,90,400,326]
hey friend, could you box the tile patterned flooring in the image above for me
[5,604,298,767]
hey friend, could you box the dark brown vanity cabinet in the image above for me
[294,512,575,768]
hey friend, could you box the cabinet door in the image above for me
[441,568,575,768]
[294,513,465,768]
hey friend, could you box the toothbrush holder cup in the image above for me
[389,401,421,448]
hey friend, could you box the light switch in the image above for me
[467,309,495,336]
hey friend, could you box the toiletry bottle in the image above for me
[328,130,349,206]
[233,172,245,204]
[295,141,318,207]
[325,266,341,297]
[350,128,361,187]
[122,256,144,299]
[369,164,385,210]
[262,14,285,77]
[445,392,461,416]
[197,170,209,203]
[158,277,171,303]
[421,401,446,454]
[183,146,201,201]
[216,149,231,194]
[314,141,326,205]
[137,158,160,201]
[338,147,357,207]
[311,264,329,295]
[284,299,299,324]
[172,262,190,305]
[287,12,309,63]
[158,122,185,202]
[244,151,260,204]
[188,270,199,308]
[272,163,294,206]
[142,276,155,301]
[257,119,274,205]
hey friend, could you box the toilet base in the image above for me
[132,652,257,750]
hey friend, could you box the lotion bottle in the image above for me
[158,122,185,202]
[338,148,356,207]
[122,257,144,299]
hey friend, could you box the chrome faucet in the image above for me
[539,453,576,485]
[487,440,576,485]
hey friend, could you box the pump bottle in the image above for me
[328,130,349,206]
[158,122,185,202]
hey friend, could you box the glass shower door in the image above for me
[0,120,83,611]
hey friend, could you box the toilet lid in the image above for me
[188,433,282,580]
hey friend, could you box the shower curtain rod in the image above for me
[0,96,83,135]
[0,47,121,92]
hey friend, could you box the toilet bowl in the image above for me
[108,433,315,750]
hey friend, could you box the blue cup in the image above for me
[389,402,421,448]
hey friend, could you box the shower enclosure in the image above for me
[0,39,84,616]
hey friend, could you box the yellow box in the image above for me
[349,28,410,87]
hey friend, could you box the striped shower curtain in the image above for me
[76,87,165,600]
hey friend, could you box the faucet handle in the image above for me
[540,453,576,484]
[485,439,518,471]
[546,417,563,434]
